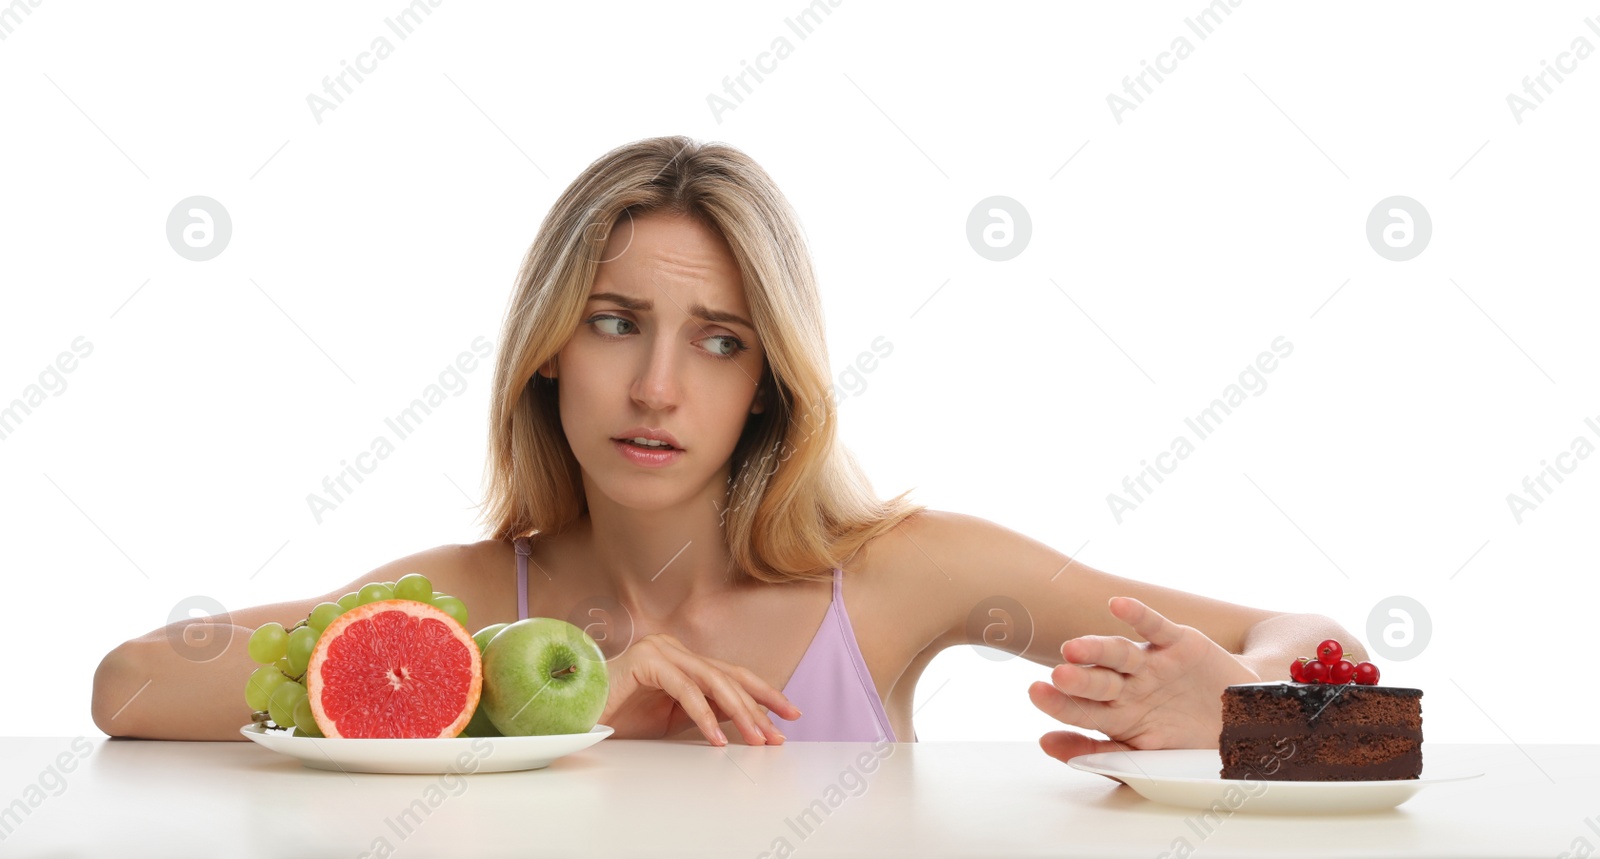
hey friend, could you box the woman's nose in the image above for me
[631,338,681,409]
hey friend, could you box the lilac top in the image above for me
[514,536,902,742]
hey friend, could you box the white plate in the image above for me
[1068,749,1482,815]
[240,723,614,774]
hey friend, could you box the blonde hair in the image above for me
[479,136,923,583]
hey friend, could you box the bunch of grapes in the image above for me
[243,573,469,736]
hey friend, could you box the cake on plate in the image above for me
[1218,640,1422,781]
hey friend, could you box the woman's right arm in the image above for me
[90,543,479,741]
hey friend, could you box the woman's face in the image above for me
[552,210,768,512]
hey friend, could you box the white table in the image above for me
[0,737,1589,857]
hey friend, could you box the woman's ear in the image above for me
[536,356,559,381]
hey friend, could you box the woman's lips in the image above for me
[612,438,683,468]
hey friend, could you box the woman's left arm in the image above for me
[886,510,1366,762]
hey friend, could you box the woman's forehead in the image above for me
[593,212,749,315]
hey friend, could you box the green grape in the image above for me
[292,696,323,737]
[247,623,288,665]
[358,582,395,604]
[268,681,307,728]
[394,573,433,603]
[307,602,343,633]
[274,656,294,677]
[337,592,360,611]
[286,625,318,676]
[245,666,289,711]
[431,595,468,628]
[432,591,444,600]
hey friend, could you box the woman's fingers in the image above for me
[697,664,781,745]
[648,637,794,743]
[1028,680,1117,729]
[701,655,801,720]
[1109,597,1184,647]
[1037,729,1134,767]
[1049,662,1126,702]
[1061,635,1146,675]
[649,658,730,745]
[654,643,785,745]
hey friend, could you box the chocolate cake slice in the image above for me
[1219,682,1422,781]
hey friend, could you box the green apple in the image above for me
[471,623,509,658]
[482,617,608,736]
[458,623,508,738]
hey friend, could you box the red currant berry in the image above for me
[1302,659,1330,684]
[1354,662,1380,685]
[1290,657,1309,682]
[1316,639,1343,665]
[1329,659,1356,684]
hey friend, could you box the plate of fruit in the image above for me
[238,574,614,774]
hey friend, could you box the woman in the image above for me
[91,136,1364,759]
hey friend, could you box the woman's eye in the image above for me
[590,314,744,358]
[591,316,634,336]
[702,335,744,358]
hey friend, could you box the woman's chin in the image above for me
[589,475,704,513]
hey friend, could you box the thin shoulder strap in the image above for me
[514,537,531,622]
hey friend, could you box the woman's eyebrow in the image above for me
[587,291,754,331]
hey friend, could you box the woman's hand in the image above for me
[601,633,800,746]
[1027,596,1260,764]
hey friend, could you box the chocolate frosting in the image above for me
[1225,681,1421,717]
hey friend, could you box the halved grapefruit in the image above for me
[306,599,481,739]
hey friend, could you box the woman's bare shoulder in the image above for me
[836,510,978,701]
[445,537,524,627]
[456,533,589,623]
[842,510,953,607]
[460,536,516,571]
[845,508,975,578]
[844,508,1003,642]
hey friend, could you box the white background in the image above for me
[2,0,1595,744]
